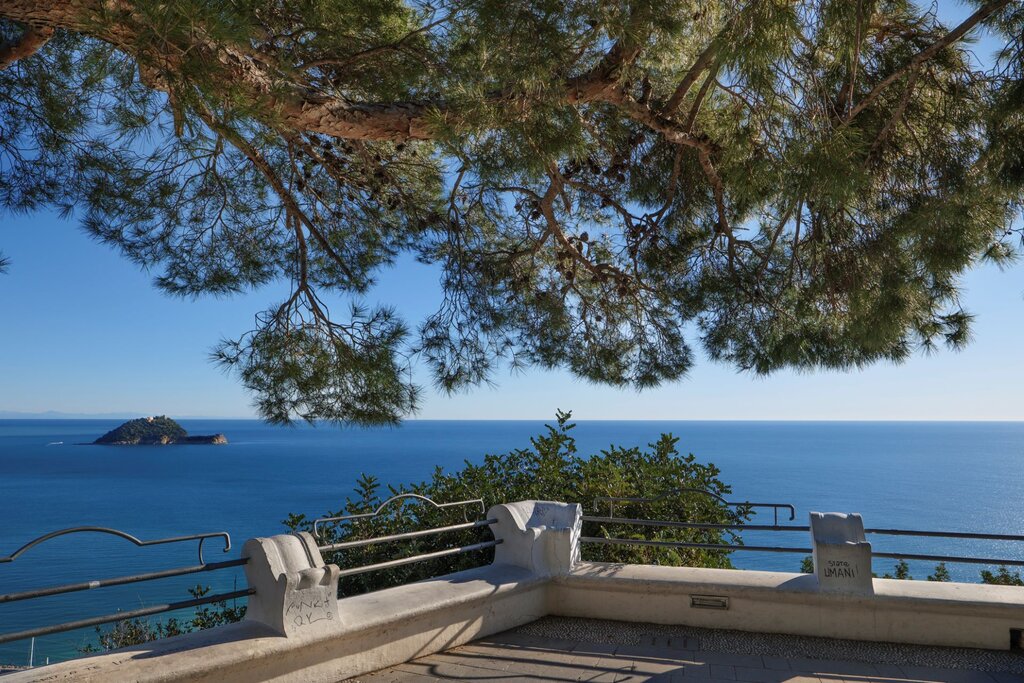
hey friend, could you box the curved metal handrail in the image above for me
[593,487,796,524]
[312,493,486,538]
[0,527,232,565]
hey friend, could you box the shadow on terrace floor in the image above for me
[346,617,1024,683]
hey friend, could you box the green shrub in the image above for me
[980,566,1024,586]
[81,585,246,653]
[881,559,913,580]
[287,411,751,597]
[927,563,951,582]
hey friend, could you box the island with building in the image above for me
[93,416,227,445]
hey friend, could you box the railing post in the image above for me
[242,532,340,637]
[487,500,581,576]
[810,512,874,594]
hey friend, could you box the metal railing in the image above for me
[584,489,805,557]
[863,527,1024,567]
[581,490,1024,569]
[312,494,501,579]
[594,488,796,524]
[0,527,250,645]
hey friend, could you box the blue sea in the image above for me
[1,419,1023,665]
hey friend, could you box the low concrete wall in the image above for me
[552,562,1024,651]
[10,565,547,683]
[7,501,1024,682]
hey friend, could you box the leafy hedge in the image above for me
[286,411,751,597]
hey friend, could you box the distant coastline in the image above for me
[0,411,251,420]
[2,414,1024,424]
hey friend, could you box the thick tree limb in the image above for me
[1,0,1010,145]
[613,93,715,152]
[0,1,642,142]
[684,62,720,131]
[0,23,53,70]
[293,37,639,141]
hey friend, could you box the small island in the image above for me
[93,416,227,445]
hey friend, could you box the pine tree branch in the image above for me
[867,69,921,161]
[613,93,715,152]
[191,105,357,283]
[684,62,720,131]
[540,169,618,283]
[1,0,1008,149]
[296,13,452,73]
[696,148,735,264]
[0,2,643,143]
[0,23,53,70]
[663,39,720,115]
[843,0,1013,124]
[662,3,757,118]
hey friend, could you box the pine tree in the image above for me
[980,565,1024,585]
[882,559,912,580]
[2,0,1023,423]
[927,562,951,582]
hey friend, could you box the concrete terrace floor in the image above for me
[346,618,1024,683]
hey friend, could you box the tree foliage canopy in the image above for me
[2,0,1023,423]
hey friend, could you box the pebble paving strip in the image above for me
[345,617,1024,682]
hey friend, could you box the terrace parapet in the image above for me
[4,499,1024,682]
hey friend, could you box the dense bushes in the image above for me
[980,566,1024,586]
[286,411,751,597]
[80,586,246,652]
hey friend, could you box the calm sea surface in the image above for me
[1,419,1022,664]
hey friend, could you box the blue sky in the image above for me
[2,204,1022,421]
[2,2,1021,422]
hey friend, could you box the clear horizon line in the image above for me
[1,412,1022,423]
